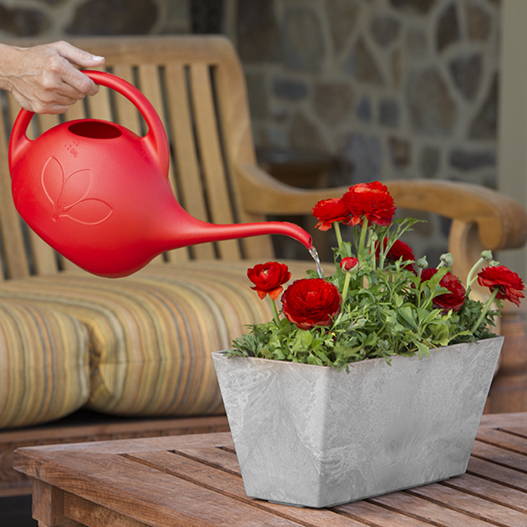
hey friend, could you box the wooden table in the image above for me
[14,413,527,527]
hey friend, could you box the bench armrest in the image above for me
[237,164,527,251]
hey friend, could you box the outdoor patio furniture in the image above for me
[14,412,527,526]
[0,35,526,496]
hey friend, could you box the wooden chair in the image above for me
[0,36,526,496]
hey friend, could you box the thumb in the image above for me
[53,41,105,68]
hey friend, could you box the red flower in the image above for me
[247,261,291,300]
[377,238,415,270]
[421,268,466,312]
[342,181,396,226]
[340,257,358,271]
[477,265,525,306]
[312,198,350,231]
[282,279,341,330]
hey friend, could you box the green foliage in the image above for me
[228,217,502,367]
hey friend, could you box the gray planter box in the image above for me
[212,337,503,508]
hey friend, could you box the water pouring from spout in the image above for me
[309,246,324,278]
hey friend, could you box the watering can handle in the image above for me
[9,70,170,177]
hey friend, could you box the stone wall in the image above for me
[233,0,501,261]
[0,0,189,38]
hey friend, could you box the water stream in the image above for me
[308,246,324,278]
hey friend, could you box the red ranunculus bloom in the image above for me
[312,198,350,231]
[247,261,291,300]
[421,268,466,312]
[377,238,415,270]
[342,181,396,226]
[477,265,525,306]
[282,278,341,330]
[340,257,358,271]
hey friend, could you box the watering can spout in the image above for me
[161,207,313,252]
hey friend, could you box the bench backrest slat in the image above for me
[0,95,30,280]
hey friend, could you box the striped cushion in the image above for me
[0,260,314,418]
[0,300,90,429]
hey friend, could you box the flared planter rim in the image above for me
[213,334,503,370]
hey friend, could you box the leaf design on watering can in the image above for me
[60,169,92,208]
[61,198,113,225]
[41,157,65,208]
[41,156,113,225]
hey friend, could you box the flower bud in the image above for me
[439,253,453,268]
[416,256,428,270]
[481,250,494,262]
[340,257,359,271]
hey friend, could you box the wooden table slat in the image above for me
[441,473,527,512]
[371,492,501,527]
[409,482,527,526]
[477,428,527,455]
[472,441,527,472]
[499,426,527,439]
[13,414,527,527]
[468,457,527,492]
[335,500,438,527]
[479,414,527,428]
[174,447,241,474]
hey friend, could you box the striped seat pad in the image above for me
[0,300,90,429]
[0,260,316,418]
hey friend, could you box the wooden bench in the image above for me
[1,35,526,497]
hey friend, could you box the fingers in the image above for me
[42,91,77,106]
[12,89,69,114]
[11,92,33,112]
[59,64,99,97]
[54,80,85,100]
[51,41,106,97]
[39,105,69,115]
[36,104,69,115]
[39,41,104,105]
[52,40,105,68]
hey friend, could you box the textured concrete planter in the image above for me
[212,337,503,508]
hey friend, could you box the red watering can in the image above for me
[8,71,312,277]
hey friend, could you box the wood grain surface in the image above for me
[13,413,527,527]
[0,415,228,498]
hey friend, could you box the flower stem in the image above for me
[368,230,377,270]
[358,218,368,259]
[470,289,498,334]
[466,256,485,294]
[269,297,280,326]
[334,222,344,255]
[341,271,351,303]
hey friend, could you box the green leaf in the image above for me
[291,330,314,351]
[398,306,417,330]
[415,341,430,359]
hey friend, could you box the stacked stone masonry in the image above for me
[0,0,189,38]
[234,0,501,261]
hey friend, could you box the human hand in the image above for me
[0,41,105,114]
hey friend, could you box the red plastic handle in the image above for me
[9,70,169,177]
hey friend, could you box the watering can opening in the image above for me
[69,120,122,139]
